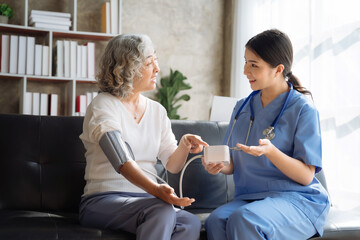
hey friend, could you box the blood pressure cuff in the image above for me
[99,130,135,173]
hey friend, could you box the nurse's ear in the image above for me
[274,64,285,79]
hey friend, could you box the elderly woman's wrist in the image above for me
[180,135,192,150]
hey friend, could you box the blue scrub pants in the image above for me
[79,192,201,240]
[205,196,317,240]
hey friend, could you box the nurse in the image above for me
[202,29,330,239]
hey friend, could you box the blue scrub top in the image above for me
[223,90,330,235]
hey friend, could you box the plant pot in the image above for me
[0,15,9,24]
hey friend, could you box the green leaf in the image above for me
[174,94,190,104]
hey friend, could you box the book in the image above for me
[32,92,40,115]
[34,44,42,76]
[17,36,27,75]
[32,22,70,31]
[118,0,122,34]
[110,0,118,34]
[31,10,71,18]
[86,92,92,107]
[9,35,18,74]
[76,95,87,116]
[53,40,63,77]
[29,16,72,26]
[63,40,70,78]
[76,45,82,78]
[70,41,77,78]
[48,93,58,116]
[42,46,49,76]
[81,45,87,78]
[0,34,10,73]
[40,93,48,116]
[86,42,95,79]
[23,92,32,115]
[101,1,110,34]
[26,36,35,75]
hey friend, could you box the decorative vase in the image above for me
[0,15,9,24]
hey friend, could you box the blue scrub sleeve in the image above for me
[293,103,322,173]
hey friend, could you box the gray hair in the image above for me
[96,34,153,98]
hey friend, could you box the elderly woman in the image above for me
[79,34,207,240]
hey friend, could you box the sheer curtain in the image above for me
[231,0,360,209]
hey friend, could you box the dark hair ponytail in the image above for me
[246,29,312,98]
[286,72,312,98]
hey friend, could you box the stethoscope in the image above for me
[226,82,294,149]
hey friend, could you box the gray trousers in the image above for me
[79,191,201,240]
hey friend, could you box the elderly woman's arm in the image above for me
[166,134,208,174]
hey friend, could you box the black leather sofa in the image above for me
[0,113,359,239]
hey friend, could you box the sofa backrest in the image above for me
[0,114,86,212]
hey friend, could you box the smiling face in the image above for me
[243,48,283,92]
[132,45,160,93]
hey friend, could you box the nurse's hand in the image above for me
[201,157,224,175]
[154,183,195,207]
[236,139,273,156]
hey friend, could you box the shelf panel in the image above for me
[0,73,25,80]
[53,31,115,41]
[0,73,96,83]
[0,24,49,37]
[0,23,115,41]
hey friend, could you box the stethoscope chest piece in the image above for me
[263,126,275,140]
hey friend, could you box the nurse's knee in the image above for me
[205,210,224,230]
[227,208,273,236]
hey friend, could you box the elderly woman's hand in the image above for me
[180,134,208,153]
[153,183,195,207]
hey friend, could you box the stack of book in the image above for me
[75,91,98,116]
[53,40,96,79]
[23,92,59,116]
[29,10,72,31]
[0,34,49,76]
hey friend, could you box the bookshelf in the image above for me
[0,0,118,116]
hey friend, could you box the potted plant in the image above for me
[0,3,13,24]
[156,69,192,119]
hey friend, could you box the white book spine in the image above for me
[81,45,87,78]
[40,93,48,116]
[55,40,64,77]
[23,92,32,115]
[106,2,111,34]
[118,0,122,34]
[31,10,71,18]
[76,45,82,78]
[49,93,58,116]
[32,22,70,31]
[1,34,10,73]
[32,92,40,115]
[9,35,18,74]
[26,36,35,75]
[63,40,70,78]
[86,92,92,107]
[87,42,95,79]
[17,36,27,75]
[80,95,87,116]
[34,44,42,76]
[70,41,77,78]
[110,0,118,34]
[42,46,49,76]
